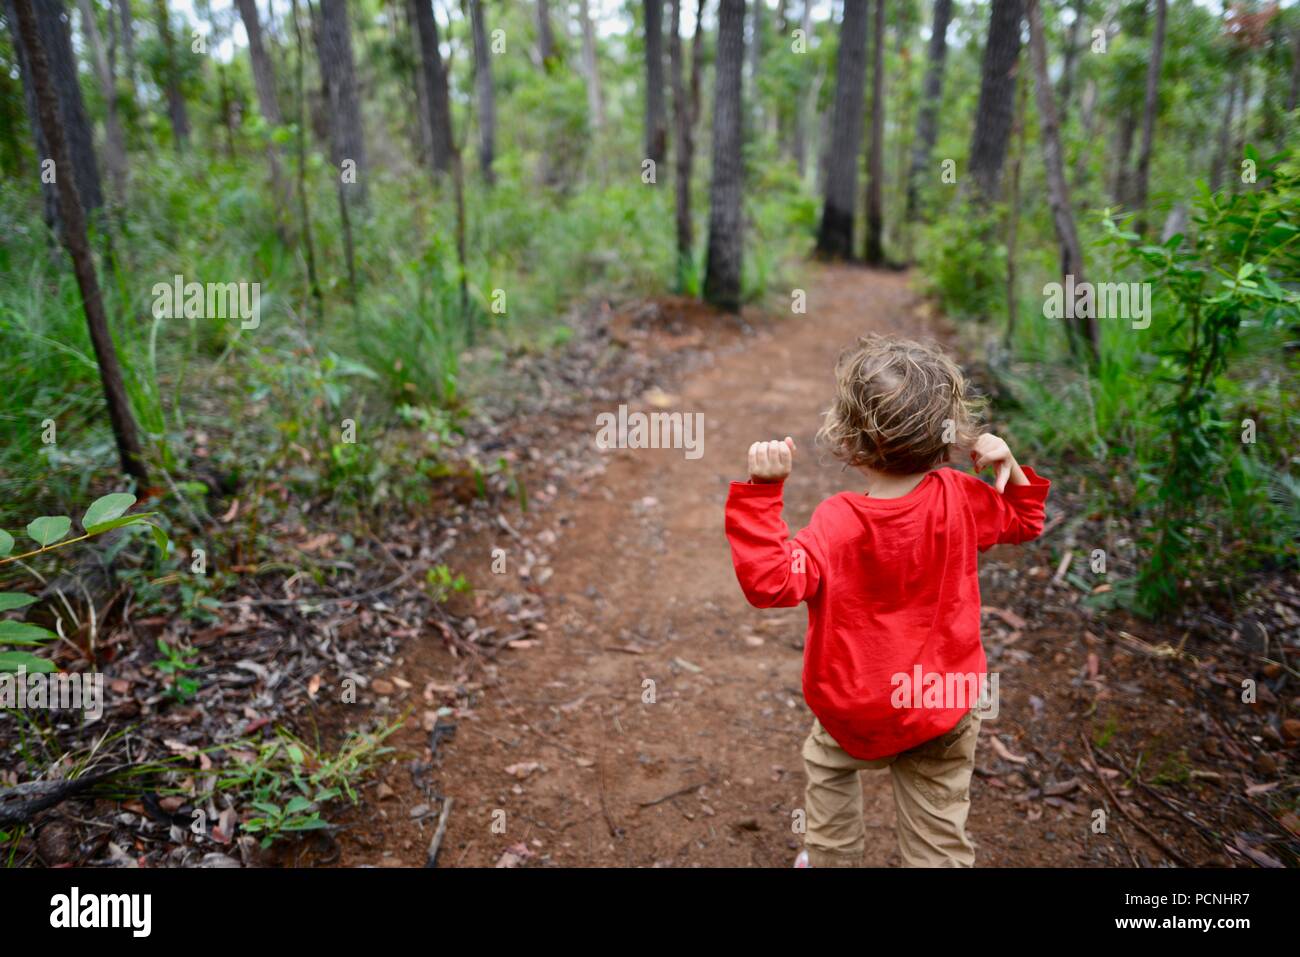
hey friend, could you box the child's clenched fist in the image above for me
[748,437,796,483]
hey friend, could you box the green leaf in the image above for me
[82,493,137,531]
[144,523,170,556]
[26,516,72,547]
[0,620,58,645]
[0,593,36,611]
[0,651,56,673]
[284,796,313,815]
[286,744,305,764]
[0,529,12,557]
[83,512,157,536]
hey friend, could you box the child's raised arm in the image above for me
[725,438,823,608]
[964,433,1051,548]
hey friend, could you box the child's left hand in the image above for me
[748,437,796,483]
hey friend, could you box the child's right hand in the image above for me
[748,437,796,483]
[970,433,1027,492]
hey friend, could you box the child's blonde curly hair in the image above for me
[816,335,984,476]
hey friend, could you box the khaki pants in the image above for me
[801,710,981,867]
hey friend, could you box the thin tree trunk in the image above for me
[578,0,605,139]
[414,0,455,176]
[7,0,104,228]
[1027,0,1096,363]
[75,0,127,201]
[1132,0,1166,229]
[1071,76,1098,188]
[1005,71,1027,346]
[670,0,694,288]
[404,0,434,164]
[290,0,323,323]
[748,0,764,132]
[791,0,813,176]
[9,0,147,484]
[1112,106,1137,206]
[1058,0,1082,126]
[115,0,135,96]
[153,0,190,151]
[863,0,885,264]
[537,0,557,68]
[1210,72,1238,192]
[316,0,368,205]
[469,0,496,184]
[815,0,868,259]
[644,0,668,171]
[690,0,707,130]
[905,0,951,220]
[235,0,291,218]
[704,0,745,311]
[967,0,1022,202]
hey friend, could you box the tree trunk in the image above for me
[863,0,885,264]
[315,0,368,204]
[469,0,496,184]
[748,0,764,133]
[290,0,323,323]
[690,0,707,131]
[905,0,951,219]
[537,0,558,69]
[791,0,813,176]
[75,0,127,201]
[9,0,147,484]
[1131,0,1166,228]
[1005,69,1027,346]
[967,0,1022,201]
[1058,0,1082,126]
[235,0,290,218]
[814,0,868,259]
[7,0,103,229]
[1210,72,1237,192]
[1027,0,1096,363]
[644,0,668,171]
[704,0,745,311]
[404,0,434,164]
[115,0,135,96]
[152,0,190,151]
[670,0,693,288]
[578,0,605,139]
[413,0,455,177]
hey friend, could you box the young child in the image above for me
[724,335,1050,868]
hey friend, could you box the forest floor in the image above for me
[314,264,1295,869]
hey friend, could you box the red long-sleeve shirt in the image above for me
[725,466,1050,759]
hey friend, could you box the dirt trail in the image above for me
[383,266,943,867]
[339,265,1073,868]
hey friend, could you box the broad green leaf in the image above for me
[26,516,72,547]
[0,620,58,645]
[0,593,36,611]
[83,512,157,536]
[0,529,12,557]
[82,493,136,531]
[284,796,313,815]
[0,651,56,674]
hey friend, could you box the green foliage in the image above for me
[152,637,199,702]
[916,200,1007,322]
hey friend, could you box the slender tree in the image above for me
[115,0,136,96]
[152,0,190,151]
[704,0,745,311]
[235,0,290,218]
[967,0,1022,201]
[748,0,764,132]
[290,0,322,323]
[9,0,147,484]
[578,0,605,139]
[863,0,885,264]
[1132,0,1167,228]
[1027,0,1097,362]
[6,0,104,228]
[644,0,668,172]
[414,0,455,176]
[814,0,868,258]
[537,0,558,68]
[906,0,952,219]
[689,0,707,130]
[75,0,127,201]
[316,0,368,204]
[670,0,694,287]
[469,0,496,185]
